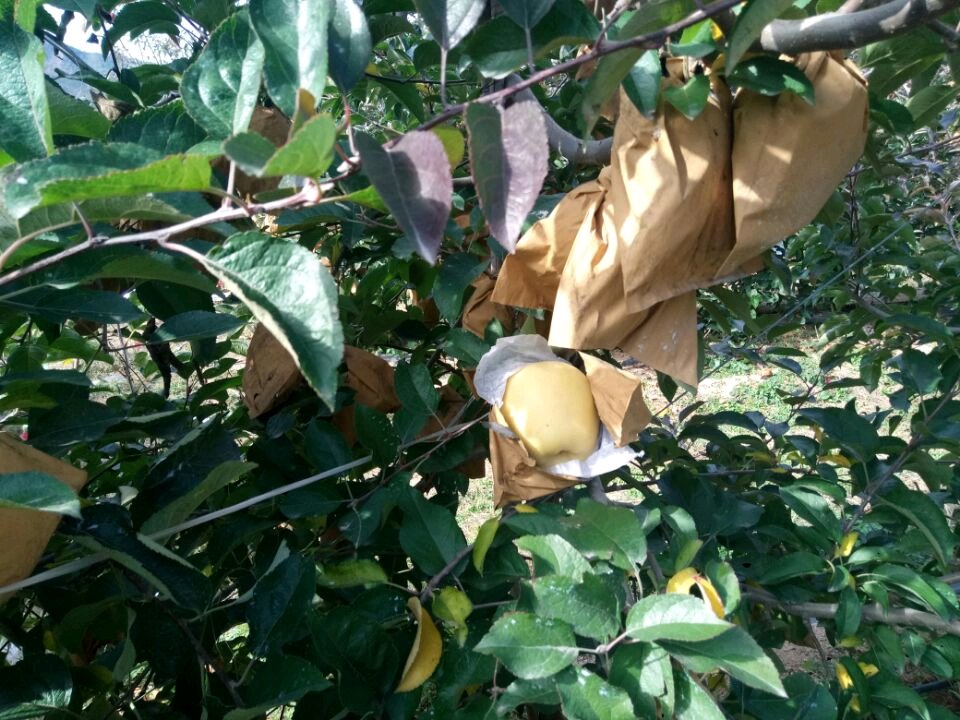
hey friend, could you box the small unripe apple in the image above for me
[500,361,600,466]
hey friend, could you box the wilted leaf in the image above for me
[355,131,452,263]
[396,597,443,692]
[466,101,548,253]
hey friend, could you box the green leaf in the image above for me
[529,573,620,642]
[180,10,265,138]
[799,406,880,458]
[47,82,110,140]
[565,499,647,571]
[0,0,38,30]
[610,644,675,719]
[106,0,180,45]
[868,564,959,619]
[0,21,52,161]
[399,488,468,576]
[556,667,636,720]
[662,74,710,121]
[141,461,255,535]
[248,552,316,654]
[514,534,592,582]
[659,628,787,697]
[28,399,124,451]
[466,101,548,253]
[875,480,957,571]
[497,677,561,713]
[671,20,717,58]
[623,50,661,117]
[836,586,861,638]
[727,56,815,103]
[354,131,452,264]
[474,612,578,679]
[744,673,837,720]
[472,516,499,574]
[0,471,80,518]
[354,405,399,465]
[674,669,725,719]
[756,551,827,585]
[199,232,344,409]
[779,485,841,543]
[371,75,426,121]
[328,0,371,91]
[4,143,212,220]
[27,246,216,293]
[498,0,554,30]
[1,287,144,324]
[465,0,598,79]
[395,362,440,414]
[626,594,730,643]
[226,655,331,720]
[224,114,336,178]
[0,654,72,719]
[898,347,942,394]
[443,327,489,366]
[413,0,485,50]
[317,559,388,587]
[107,101,206,155]
[249,0,330,117]
[433,252,487,321]
[726,0,795,71]
[77,504,211,611]
[150,311,245,343]
[907,84,960,129]
[580,0,689,132]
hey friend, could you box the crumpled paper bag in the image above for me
[332,345,401,445]
[493,53,866,390]
[0,433,88,600]
[462,274,514,339]
[243,323,302,418]
[493,61,734,386]
[717,51,868,276]
[476,335,648,506]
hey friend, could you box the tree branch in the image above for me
[760,0,960,54]
[746,588,960,636]
[505,75,613,165]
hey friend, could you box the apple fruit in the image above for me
[500,361,600,466]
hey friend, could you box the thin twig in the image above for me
[420,543,474,603]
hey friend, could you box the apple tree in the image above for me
[2,0,960,718]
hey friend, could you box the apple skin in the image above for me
[500,361,601,467]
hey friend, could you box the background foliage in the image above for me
[2,0,960,718]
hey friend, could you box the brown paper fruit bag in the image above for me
[717,51,868,276]
[243,323,303,418]
[0,433,88,599]
[462,274,515,339]
[476,336,648,506]
[493,62,736,387]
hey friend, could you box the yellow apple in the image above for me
[500,361,600,466]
